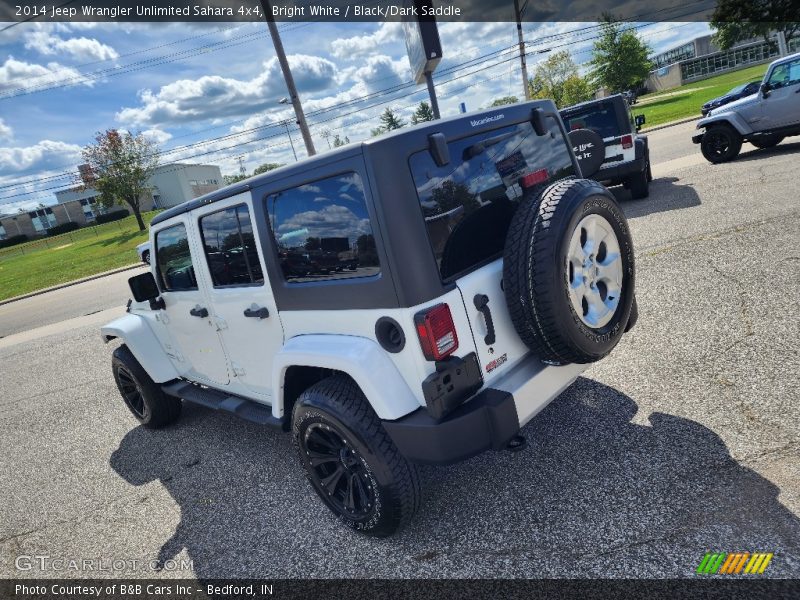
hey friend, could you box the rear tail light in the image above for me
[415,303,459,361]
[520,168,549,188]
[621,134,633,149]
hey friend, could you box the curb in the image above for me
[641,115,699,133]
[0,263,145,307]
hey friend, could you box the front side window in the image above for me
[410,120,575,280]
[561,101,619,139]
[155,223,197,291]
[768,58,800,88]
[199,205,264,287]
[266,172,380,283]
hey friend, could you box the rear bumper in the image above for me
[382,356,586,465]
[596,139,647,183]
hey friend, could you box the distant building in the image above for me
[646,33,798,92]
[0,162,223,239]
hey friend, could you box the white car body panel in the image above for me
[101,313,181,383]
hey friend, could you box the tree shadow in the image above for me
[86,231,145,248]
[110,378,800,578]
[610,176,701,219]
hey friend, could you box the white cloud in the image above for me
[141,128,173,145]
[330,23,403,59]
[0,119,12,141]
[117,54,338,126]
[25,30,119,62]
[0,57,89,95]
[0,140,82,176]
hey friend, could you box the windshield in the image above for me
[409,119,575,280]
[561,101,619,140]
[727,84,747,94]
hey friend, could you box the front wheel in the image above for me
[112,345,181,428]
[700,125,742,163]
[292,375,420,537]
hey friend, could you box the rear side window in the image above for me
[199,205,264,287]
[265,172,380,284]
[562,101,619,139]
[409,120,575,281]
[155,223,197,292]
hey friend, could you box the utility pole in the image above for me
[236,155,247,176]
[514,0,530,100]
[260,0,316,157]
[424,72,441,119]
[776,31,788,57]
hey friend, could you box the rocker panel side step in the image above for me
[162,381,285,428]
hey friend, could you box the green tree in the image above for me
[223,174,248,185]
[711,0,799,50]
[81,129,159,231]
[371,108,407,136]
[589,18,652,94]
[411,101,435,124]
[428,180,481,216]
[332,134,350,147]
[490,96,519,107]
[528,51,594,108]
[253,162,283,175]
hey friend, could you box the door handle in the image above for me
[473,294,496,346]
[189,306,209,318]
[243,306,270,319]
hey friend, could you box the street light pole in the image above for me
[514,0,531,100]
[260,0,316,157]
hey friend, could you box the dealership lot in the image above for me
[1,122,798,578]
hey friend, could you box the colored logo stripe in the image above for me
[697,552,774,574]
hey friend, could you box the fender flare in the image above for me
[272,334,420,421]
[101,314,180,384]
[696,112,752,136]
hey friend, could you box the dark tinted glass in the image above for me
[199,205,264,287]
[562,101,618,139]
[155,224,197,291]
[409,120,574,280]
[266,172,379,283]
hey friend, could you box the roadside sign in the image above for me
[402,0,442,84]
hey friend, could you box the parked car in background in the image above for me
[700,81,761,116]
[693,52,800,163]
[136,241,151,264]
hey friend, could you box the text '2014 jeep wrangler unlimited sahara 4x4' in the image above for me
[102,100,638,536]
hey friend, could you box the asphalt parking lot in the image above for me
[1,122,799,579]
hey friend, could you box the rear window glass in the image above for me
[409,120,575,281]
[562,102,619,139]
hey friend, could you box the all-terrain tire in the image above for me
[751,135,783,149]
[292,375,420,537]
[111,345,181,428]
[701,124,742,163]
[503,178,636,364]
[628,165,650,199]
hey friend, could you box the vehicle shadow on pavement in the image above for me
[733,140,800,164]
[109,377,800,577]
[611,177,701,219]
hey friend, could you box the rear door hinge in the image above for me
[231,362,246,377]
[213,316,228,331]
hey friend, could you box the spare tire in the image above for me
[503,178,635,364]
[568,128,605,178]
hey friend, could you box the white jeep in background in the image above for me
[102,101,638,536]
[693,51,800,163]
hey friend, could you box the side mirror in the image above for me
[427,133,450,167]
[761,82,771,97]
[635,114,646,129]
[128,272,164,309]
[530,107,547,136]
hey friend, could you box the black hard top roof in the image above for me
[150,99,558,227]
[558,94,625,115]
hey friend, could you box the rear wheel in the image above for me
[628,165,649,199]
[700,125,742,163]
[504,178,636,364]
[292,375,420,537]
[112,345,181,428]
[751,135,783,149]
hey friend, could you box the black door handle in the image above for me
[189,306,209,318]
[473,294,496,345]
[243,306,270,319]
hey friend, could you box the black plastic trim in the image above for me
[421,353,483,420]
[382,387,520,465]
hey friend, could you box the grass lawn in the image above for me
[0,211,159,301]
[635,64,770,128]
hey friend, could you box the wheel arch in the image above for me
[697,113,752,137]
[272,334,421,422]
[101,314,180,384]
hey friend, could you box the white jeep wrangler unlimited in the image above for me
[102,100,638,536]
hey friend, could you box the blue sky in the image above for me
[0,19,710,213]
